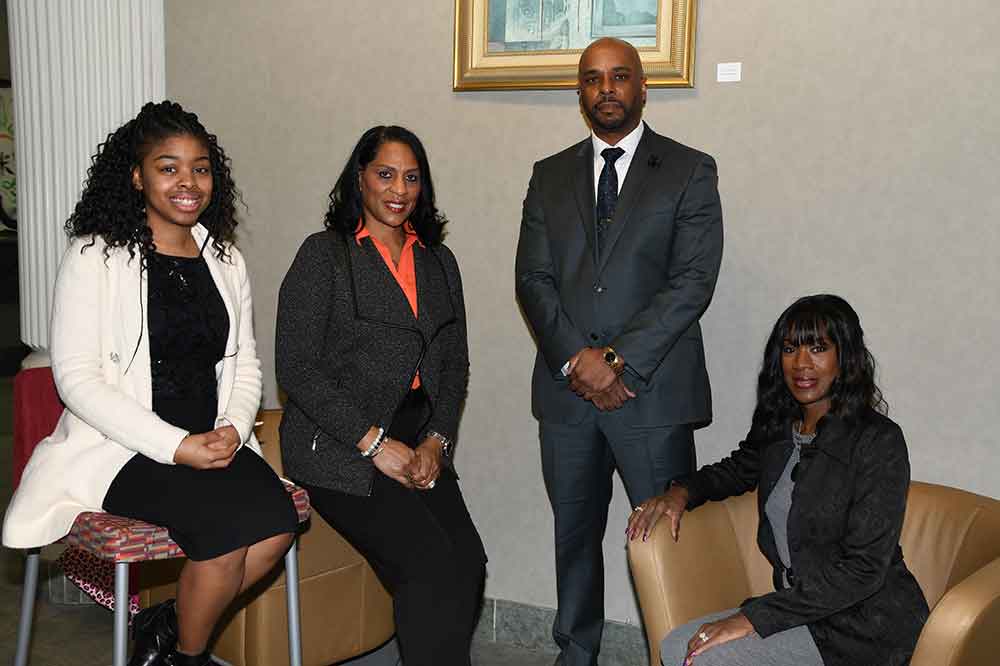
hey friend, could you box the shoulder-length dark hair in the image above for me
[752,294,886,436]
[65,100,242,262]
[324,125,447,245]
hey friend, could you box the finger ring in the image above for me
[633,505,645,512]
[699,631,709,643]
[427,480,436,489]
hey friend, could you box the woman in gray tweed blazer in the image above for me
[275,126,485,666]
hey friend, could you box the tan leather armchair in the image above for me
[628,481,1000,666]
[139,409,394,666]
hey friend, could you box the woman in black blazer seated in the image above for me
[628,295,928,666]
[275,126,486,666]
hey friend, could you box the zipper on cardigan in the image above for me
[311,427,320,451]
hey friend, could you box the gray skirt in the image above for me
[660,608,822,666]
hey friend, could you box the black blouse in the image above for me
[147,252,229,435]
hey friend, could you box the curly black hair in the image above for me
[324,125,447,245]
[752,294,887,436]
[65,100,242,262]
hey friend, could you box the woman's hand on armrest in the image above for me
[627,483,690,542]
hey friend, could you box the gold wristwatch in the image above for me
[602,346,625,375]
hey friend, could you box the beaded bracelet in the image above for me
[361,427,387,458]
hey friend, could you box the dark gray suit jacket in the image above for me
[276,230,469,496]
[515,124,723,426]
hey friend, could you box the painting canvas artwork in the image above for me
[455,0,695,90]
[0,88,15,231]
[491,0,659,50]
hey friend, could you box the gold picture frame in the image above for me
[453,0,696,91]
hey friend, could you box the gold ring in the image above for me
[699,631,709,643]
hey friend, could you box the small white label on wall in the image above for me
[716,62,742,82]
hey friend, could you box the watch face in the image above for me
[604,350,616,364]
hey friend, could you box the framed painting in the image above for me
[453,0,696,91]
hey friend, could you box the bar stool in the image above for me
[12,479,310,666]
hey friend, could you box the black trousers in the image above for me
[301,389,486,666]
[540,415,695,666]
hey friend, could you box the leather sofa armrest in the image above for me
[628,500,754,666]
[912,557,1000,666]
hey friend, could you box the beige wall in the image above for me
[165,1,1000,624]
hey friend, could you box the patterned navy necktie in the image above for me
[596,147,625,253]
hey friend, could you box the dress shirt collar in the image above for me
[354,220,423,248]
[591,122,644,161]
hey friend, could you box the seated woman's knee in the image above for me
[203,546,249,573]
[660,629,690,666]
[266,531,294,552]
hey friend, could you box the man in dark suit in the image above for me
[515,38,723,666]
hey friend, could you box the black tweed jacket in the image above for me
[679,409,929,666]
[275,230,469,496]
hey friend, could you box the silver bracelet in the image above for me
[361,427,387,458]
[426,430,453,457]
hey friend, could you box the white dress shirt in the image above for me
[591,122,645,199]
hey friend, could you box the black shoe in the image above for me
[165,650,220,666]
[129,599,178,666]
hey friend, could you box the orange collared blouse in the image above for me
[355,223,423,388]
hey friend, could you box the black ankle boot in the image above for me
[129,599,178,666]
[165,650,219,666]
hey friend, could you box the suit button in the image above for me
[593,284,605,293]
[589,333,599,341]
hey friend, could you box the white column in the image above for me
[8,0,165,352]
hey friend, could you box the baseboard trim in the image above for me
[473,597,649,666]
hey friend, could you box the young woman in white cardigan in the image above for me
[2,101,297,666]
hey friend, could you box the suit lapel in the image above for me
[414,246,456,343]
[597,126,657,272]
[349,236,419,331]
[572,139,598,265]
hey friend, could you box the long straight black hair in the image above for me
[752,294,886,436]
[324,125,447,246]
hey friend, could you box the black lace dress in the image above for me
[103,252,296,561]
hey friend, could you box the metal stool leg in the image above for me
[13,548,40,666]
[113,562,129,666]
[284,539,303,666]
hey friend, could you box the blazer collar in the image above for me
[413,244,456,341]
[349,235,417,330]
[573,139,597,260]
[801,413,855,464]
[347,236,456,341]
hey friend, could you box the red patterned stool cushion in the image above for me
[58,548,143,616]
[59,479,310,613]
